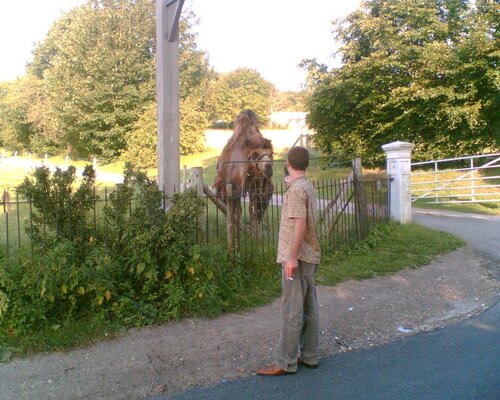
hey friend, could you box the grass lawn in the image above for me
[411,166,500,216]
[318,222,464,286]
[0,149,233,191]
[412,199,500,216]
[1,221,464,358]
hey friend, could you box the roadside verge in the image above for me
[0,247,498,400]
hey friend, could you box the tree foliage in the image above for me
[0,0,305,162]
[0,78,39,152]
[0,0,212,160]
[120,10,212,167]
[270,90,307,113]
[206,68,274,127]
[306,0,499,163]
[29,0,157,160]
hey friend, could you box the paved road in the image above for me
[161,306,500,400]
[152,209,500,400]
[413,208,500,263]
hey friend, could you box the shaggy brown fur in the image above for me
[216,110,263,170]
[213,110,274,223]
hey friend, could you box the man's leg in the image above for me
[276,264,304,373]
[299,261,319,366]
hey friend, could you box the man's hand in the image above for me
[285,217,306,280]
[285,258,298,280]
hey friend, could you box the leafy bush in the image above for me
[17,164,96,244]
[0,164,279,347]
[0,241,102,335]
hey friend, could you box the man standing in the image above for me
[257,146,321,376]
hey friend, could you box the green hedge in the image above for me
[0,165,278,343]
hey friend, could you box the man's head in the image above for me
[287,146,309,171]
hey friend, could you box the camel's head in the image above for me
[248,138,273,178]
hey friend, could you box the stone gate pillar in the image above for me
[382,141,415,223]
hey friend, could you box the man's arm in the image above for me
[284,217,306,279]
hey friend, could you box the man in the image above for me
[257,146,321,376]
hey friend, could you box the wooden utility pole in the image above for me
[156,0,185,200]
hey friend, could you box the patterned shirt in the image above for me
[277,175,321,264]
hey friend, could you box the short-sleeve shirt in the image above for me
[277,175,321,264]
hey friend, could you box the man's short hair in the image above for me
[287,146,309,171]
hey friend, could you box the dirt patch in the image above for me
[0,247,498,400]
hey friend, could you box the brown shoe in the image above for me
[256,364,295,376]
[298,357,318,369]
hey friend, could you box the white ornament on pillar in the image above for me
[382,141,415,223]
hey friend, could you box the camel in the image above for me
[213,110,274,224]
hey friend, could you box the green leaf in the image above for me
[136,262,146,276]
[40,279,47,298]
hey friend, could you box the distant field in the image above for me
[0,128,314,193]
[0,153,125,191]
[411,168,500,215]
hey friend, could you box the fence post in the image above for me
[189,167,207,238]
[190,167,204,196]
[2,189,11,214]
[382,141,415,223]
[226,184,234,256]
[352,157,368,237]
[434,162,438,203]
[470,158,475,201]
[183,165,188,191]
[305,134,311,149]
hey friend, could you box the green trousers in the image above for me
[276,260,319,372]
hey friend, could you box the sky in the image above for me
[0,0,362,91]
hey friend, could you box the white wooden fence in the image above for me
[411,153,500,204]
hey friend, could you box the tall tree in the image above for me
[269,90,307,113]
[29,0,156,160]
[206,68,274,127]
[27,0,211,160]
[0,78,40,152]
[120,9,213,167]
[306,0,499,163]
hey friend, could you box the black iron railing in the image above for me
[1,176,390,265]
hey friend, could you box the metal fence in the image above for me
[1,172,390,264]
[0,187,114,258]
[0,152,390,263]
[199,172,390,265]
[411,153,500,205]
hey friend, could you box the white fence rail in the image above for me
[411,153,500,204]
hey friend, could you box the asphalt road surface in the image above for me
[413,209,500,263]
[160,306,500,400]
[152,209,500,400]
